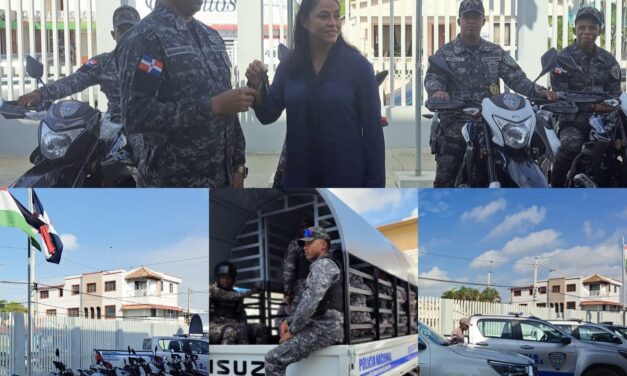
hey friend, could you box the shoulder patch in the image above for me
[137,54,164,78]
[610,63,621,80]
[132,54,164,96]
[503,54,519,68]
[85,58,98,68]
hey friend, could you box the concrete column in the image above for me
[70,318,81,370]
[12,313,26,376]
[237,0,263,87]
[516,0,549,85]
[440,299,454,335]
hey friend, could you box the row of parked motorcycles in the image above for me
[426,47,627,188]
[49,347,202,376]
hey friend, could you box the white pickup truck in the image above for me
[95,336,209,375]
[209,335,418,376]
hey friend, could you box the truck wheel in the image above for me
[583,368,622,376]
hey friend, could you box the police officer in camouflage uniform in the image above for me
[267,227,344,376]
[209,261,269,345]
[17,6,140,123]
[116,0,255,188]
[549,7,623,187]
[282,217,314,312]
[424,0,551,188]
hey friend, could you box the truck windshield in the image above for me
[418,321,450,346]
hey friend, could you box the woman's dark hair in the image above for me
[285,0,360,77]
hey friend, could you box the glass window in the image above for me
[87,283,96,293]
[71,285,79,295]
[105,281,116,292]
[40,290,49,299]
[105,305,116,318]
[519,320,563,343]
[566,284,576,292]
[477,319,514,339]
[577,326,617,343]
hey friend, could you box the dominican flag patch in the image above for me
[85,58,98,68]
[138,54,164,78]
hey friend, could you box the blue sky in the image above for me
[0,189,209,311]
[329,189,418,226]
[419,189,627,302]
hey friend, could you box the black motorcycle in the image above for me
[6,56,136,188]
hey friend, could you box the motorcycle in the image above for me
[7,56,136,188]
[425,52,556,188]
[50,348,75,376]
[539,52,627,188]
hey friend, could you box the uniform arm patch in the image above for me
[132,54,164,95]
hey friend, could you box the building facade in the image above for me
[34,266,182,322]
[510,274,624,313]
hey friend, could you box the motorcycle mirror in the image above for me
[278,43,290,62]
[428,55,456,79]
[127,345,131,355]
[375,71,389,86]
[132,349,137,355]
[55,348,60,357]
[26,56,44,80]
[534,48,558,82]
[154,346,158,354]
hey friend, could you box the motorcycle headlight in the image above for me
[40,121,84,160]
[488,360,535,376]
[493,116,533,149]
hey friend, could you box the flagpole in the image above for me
[623,237,626,326]
[27,188,33,376]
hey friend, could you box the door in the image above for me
[473,318,521,354]
[517,320,577,375]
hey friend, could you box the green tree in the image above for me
[441,286,481,301]
[0,300,27,313]
[479,287,501,303]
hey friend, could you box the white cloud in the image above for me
[461,198,507,222]
[404,208,418,220]
[419,267,463,297]
[60,234,79,250]
[620,208,627,219]
[583,221,605,240]
[486,206,547,239]
[470,250,509,268]
[501,229,561,256]
[330,189,416,214]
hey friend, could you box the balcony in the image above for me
[588,290,608,297]
[134,289,148,297]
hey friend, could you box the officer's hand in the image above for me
[17,90,42,108]
[539,90,558,102]
[432,91,449,99]
[231,170,245,188]
[212,88,257,117]
[245,60,267,90]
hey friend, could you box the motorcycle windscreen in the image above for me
[506,159,549,188]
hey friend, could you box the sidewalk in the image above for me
[246,148,436,188]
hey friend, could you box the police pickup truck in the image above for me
[95,335,209,375]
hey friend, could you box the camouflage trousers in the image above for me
[551,122,585,187]
[264,322,344,376]
[209,321,270,344]
[433,121,467,188]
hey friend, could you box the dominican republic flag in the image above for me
[0,188,41,249]
[137,55,164,78]
[7,190,63,264]
[30,191,63,264]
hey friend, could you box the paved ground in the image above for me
[0,148,437,188]
[246,147,436,188]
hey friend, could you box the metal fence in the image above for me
[0,0,98,104]
[0,312,186,376]
[419,296,627,336]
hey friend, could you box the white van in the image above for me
[209,189,419,376]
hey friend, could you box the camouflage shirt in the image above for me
[551,41,622,96]
[425,36,541,123]
[288,257,342,334]
[116,2,245,187]
[209,282,251,324]
[41,52,121,122]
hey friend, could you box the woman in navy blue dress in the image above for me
[246,0,385,188]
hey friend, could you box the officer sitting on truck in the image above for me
[265,227,344,376]
[209,261,269,345]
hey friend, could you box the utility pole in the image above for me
[187,288,191,322]
[532,259,538,304]
[488,261,493,287]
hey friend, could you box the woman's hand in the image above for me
[245,60,267,91]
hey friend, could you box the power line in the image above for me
[420,250,537,267]
[419,276,515,289]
